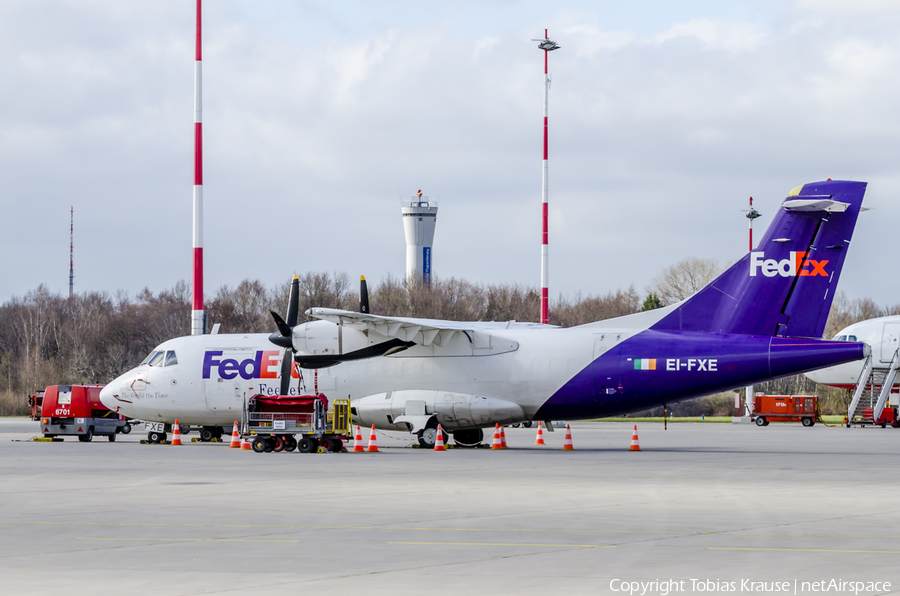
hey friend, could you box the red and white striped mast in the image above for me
[191,0,205,335]
[533,30,559,325]
[743,197,761,419]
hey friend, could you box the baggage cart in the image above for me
[245,394,350,453]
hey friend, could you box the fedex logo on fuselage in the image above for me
[749,251,828,278]
[202,350,298,380]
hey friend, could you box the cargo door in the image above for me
[881,323,900,363]
[204,379,242,416]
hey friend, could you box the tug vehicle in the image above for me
[40,385,129,442]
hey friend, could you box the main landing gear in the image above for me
[416,426,450,449]
[199,426,224,442]
[452,428,484,448]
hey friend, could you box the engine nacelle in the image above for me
[353,390,525,432]
[291,320,369,355]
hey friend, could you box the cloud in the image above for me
[2,1,900,311]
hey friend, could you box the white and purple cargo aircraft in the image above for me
[101,180,869,446]
[805,315,900,389]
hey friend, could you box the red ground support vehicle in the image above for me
[27,390,44,421]
[40,385,129,442]
[753,394,819,427]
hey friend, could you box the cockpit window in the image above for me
[165,351,178,366]
[832,334,858,342]
[147,351,166,367]
[140,351,158,365]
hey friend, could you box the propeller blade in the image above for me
[286,274,300,327]
[279,347,293,395]
[268,310,293,348]
[268,275,301,351]
[359,275,369,314]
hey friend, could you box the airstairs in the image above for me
[847,351,900,425]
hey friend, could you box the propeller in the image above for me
[268,273,391,386]
[268,274,300,395]
[359,275,369,314]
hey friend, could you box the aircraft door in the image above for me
[881,323,900,363]
[204,379,242,415]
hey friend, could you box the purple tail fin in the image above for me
[652,180,867,338]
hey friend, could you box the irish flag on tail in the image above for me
[634,358,656,370]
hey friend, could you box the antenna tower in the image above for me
[69,206,74,298]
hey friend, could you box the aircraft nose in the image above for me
[99,381,121,412]
[100,377,127,413]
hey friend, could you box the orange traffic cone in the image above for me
[229,422,241,448]
[491,424,502,450]
[366,424,379,452]
[352,425,365,452]
[433,424,447,451]
[240,435,252,450]
[562,424,574,450]
[630,425,641,451]
[170,420,182,446]
[500,425,507,449]
[534,421,545,445]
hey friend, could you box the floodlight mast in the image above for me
[744,196,761,251]
[532,30,559,325]
[191,0,205,335]
[742,196,762,418]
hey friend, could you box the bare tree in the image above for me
[647,257,722,306]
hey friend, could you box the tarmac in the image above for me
[1,418,898,595]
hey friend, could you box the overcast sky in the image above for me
[2,0,899,308]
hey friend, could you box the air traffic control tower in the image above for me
[402,190,438,287]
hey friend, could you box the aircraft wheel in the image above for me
[273,436,285,452]
[251,437,268,453]
[120,424,132,434]
[522,421,533,428]
[283,436,297,452]
[200,427,216,442]
[417,427,449,448]
[453,428,484,447]
[801,417,814,427]
[297,437,318,453]
[148,431,165,444]
[755,417,767,427]
[318,437,335,452]
[263,437,276,452]
[329,438,343,452]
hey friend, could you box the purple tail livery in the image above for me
[537,180,868,419]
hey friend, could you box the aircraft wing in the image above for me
[306,308,515,348]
